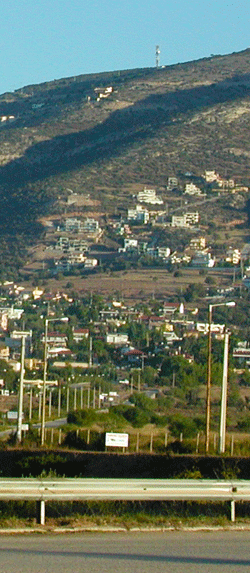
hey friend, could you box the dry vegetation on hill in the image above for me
[0,50,249,274]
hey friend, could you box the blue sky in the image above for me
[0,0,249,94]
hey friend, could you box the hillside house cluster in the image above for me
[33,166,249,280]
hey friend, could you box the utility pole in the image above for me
[205,302,235,453]
[29,388,33,420]
[219,330,230,454]
[89,336,93,367]
[138,370,141,393]
[17,335,26,442]
[41,318,48,446]
[41,317,68,445]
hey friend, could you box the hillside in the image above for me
[0,49,250,275]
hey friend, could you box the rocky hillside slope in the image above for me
[0,49,250,271]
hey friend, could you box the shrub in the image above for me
[67,408,97,426]
[150,413,168,427]
[113,405,151,428]
[169,414,198,438]
[237,416,250,432]
[63,430,105,451]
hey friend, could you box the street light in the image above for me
[205,301,235,453]
[41,316,68,446]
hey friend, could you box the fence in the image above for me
[32,427,247,456]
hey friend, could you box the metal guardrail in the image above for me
[0,478,249,525]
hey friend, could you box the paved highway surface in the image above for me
[0,531,249,572]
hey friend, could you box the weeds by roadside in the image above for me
[0,499,250,530]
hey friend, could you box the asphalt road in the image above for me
[0,531,249,573]
[0,418,68,439]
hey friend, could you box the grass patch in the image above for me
[0,499,249,529]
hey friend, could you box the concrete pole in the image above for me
[48,391,52,418]
[89,336,92,367]
[29,388,33,420]
[205,305,212,453]
[98,385,101,409]
[41,319,48,445]
[58,386,61,417]
[17,335,26,442]
[66,386,70,412]
[38,392,42,419]
[41,316,68,445]
[219,330,230,454]
[205,302,235,454]
[138,370,141,393]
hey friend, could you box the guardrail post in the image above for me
[231,500,235,522]
[36,500,46,525]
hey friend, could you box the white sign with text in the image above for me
[105,433,129,448]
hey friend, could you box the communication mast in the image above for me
[156,45,160,68]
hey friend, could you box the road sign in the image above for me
[7,411,18,420]
[105,433,129,447]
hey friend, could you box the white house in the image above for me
[191,251,215,267]
[72,328,89,342]
[82,218,100,234]
[64,218,83,233]
[106,333,129,346]
[204,170,220,183]
[84,258,98,269]
[127,205,150,224]
[120,238,138,252]
[137,187,163,205]
[172,212,199,228]
[225,248,241,265]
[189,237,206,251]
[196,322,225,334]
[184,183,203,196]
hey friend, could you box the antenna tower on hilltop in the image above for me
[156,45,160,68]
